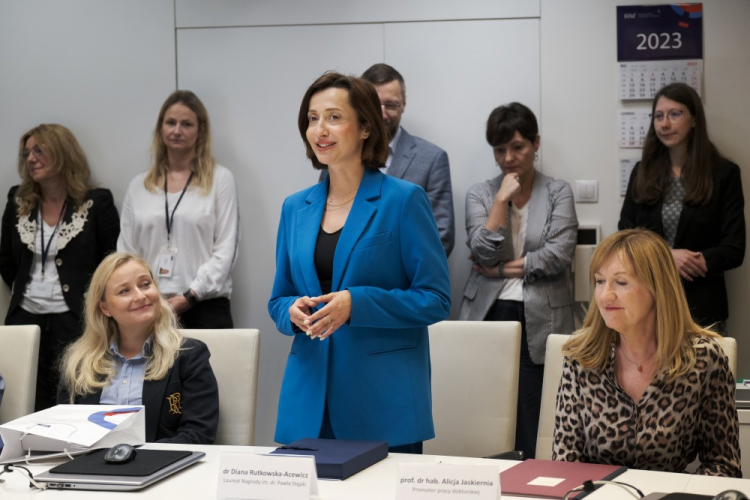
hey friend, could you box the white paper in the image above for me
[396,462,500,500]
[0,404,145,464]
[528,476,566,487]
[217,452,319,500]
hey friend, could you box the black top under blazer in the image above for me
[57,338,219,444]
[0,186,120,320]
[619,159,745,325]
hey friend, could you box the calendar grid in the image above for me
[619,59,702,100]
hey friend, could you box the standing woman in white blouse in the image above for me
[119,91,240,328]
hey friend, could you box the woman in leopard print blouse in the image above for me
[552,229,741,477]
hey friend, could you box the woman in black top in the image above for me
[619,83,745,332]
[0,124,119,410]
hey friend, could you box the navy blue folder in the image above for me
[271,438,388,480]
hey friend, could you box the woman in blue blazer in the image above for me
[269,72,451,453]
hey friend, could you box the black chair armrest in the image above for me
[484,450,524,461]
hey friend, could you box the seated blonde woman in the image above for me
[552,229,740,477]
[58,252,218,444]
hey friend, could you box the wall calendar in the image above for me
[619,59,701,100]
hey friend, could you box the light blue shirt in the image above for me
[100,338,152,405]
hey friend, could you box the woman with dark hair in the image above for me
[0,124,120,411]
[553,229,740,477]
[619,83,745,333]
[268,72,451,453]
[118,90,240,329]
[459,102,578,459]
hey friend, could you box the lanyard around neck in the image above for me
[39,201,67,281]
[164,171,195,245]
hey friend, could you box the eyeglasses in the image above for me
[20,145,45,160]
[652,109,686,123]
[382,102,402,112]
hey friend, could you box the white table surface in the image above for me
[1,444,749,499]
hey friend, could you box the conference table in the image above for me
[1,444,749,499]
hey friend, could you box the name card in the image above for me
[217,452,319,500]
[396,462,500,500]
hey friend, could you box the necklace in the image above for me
[325,194,356,208]
[619,346,656,372]
[327,187,358,204]
[324,197,355,211]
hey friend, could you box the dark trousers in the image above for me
[319,403,423,454]
[179,297,234,329]
[5,307,82,412]
[484,299,544,459]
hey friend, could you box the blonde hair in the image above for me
[60,253,183,402]
[15,124,94,216]
[563,229,718,383]
[144,90,215,194]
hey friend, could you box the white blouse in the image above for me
[496,201,528,302]
[118,165,240,300]
[21,219,69,314]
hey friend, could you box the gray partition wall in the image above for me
[0,0,177,314]
[176,8,540,444]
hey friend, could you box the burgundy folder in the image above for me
[500,459,626,498]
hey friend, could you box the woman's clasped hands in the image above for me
[289,290,352,340]
[671,248,707,281]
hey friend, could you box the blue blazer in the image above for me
[319,127,455,256]
[269,168,451,447]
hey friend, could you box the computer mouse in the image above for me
[104,443,137,464]
[712,491,749,500]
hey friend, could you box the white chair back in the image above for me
[181,329,260,445]
[0,325,41,424]
[424,320,522,457]
[718,336,737,378]
[535,333,569,460]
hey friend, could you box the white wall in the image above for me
[0,1,175,329]
[0,1,176,206]
[540,0,750,378]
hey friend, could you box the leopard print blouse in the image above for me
[552,336,741,478]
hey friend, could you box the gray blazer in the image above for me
[389,128,455,256]
[317,127,455,256]
[458,170,578,363]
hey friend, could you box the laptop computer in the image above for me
[35,448,205,491]
[735,387,750,409]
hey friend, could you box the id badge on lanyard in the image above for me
[158,244,178,277]
[161,171,194,278]
[33,201,67,295]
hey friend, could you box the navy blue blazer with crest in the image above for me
[57,338,218,444]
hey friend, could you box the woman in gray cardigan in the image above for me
[459,103,578,459]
